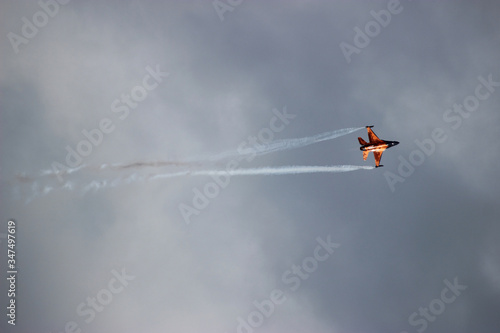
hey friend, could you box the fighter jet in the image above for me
[358,126,399,168]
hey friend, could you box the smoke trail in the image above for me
[149,165,375,180]
[82,165,375,192]
[21,164,374,202]
[204,126,365,162]
[33,160,194,180]
[18,126,367,201]
[34,127,364,178]
[79,165,375,193]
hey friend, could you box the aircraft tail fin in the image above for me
[358,137,368,145]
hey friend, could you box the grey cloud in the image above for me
[1,1,499,332]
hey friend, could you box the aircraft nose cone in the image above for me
[394,141,400,146]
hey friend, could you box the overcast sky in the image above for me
[1,1,500,332]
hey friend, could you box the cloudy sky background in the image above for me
[1,1,500,332]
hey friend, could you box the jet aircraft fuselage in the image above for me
[359,141,399,152]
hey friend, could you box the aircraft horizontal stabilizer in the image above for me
[358,137,368,145]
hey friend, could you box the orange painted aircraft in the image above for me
[358,126,399,168]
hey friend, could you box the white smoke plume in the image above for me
[14,127,368,202]
[150,165,375,179]
[21,164,374,202]
[203,126,365,162]
[33,127,364,178]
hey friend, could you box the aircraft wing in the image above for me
[373,150,384,167]
[363,151,369,161]
[367,127,385,144]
